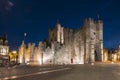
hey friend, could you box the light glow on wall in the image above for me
[43,54,53,64]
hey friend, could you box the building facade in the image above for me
[47,18,103,64]
[0,33,9,66]
[18,42,43,65]
[18,18,103,65]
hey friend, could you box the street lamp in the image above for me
[22,33,26,65]
[24,33,26,42]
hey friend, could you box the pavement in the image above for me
[47,62,120,80]
[1,62,120,80]
[0,64,68,79]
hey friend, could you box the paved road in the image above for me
[0,65,67,79]
[1,63,120,80]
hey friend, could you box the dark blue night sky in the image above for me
[0,0,120,50]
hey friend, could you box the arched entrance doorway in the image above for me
[94,50,99,61]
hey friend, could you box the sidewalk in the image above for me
[0,64,68,79]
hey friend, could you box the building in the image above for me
[46,18,103,64]
[18,17,103,65]
[103,48,108,62]
[0,33,9,66]
[18,42,43,65]
[108,45,120,62]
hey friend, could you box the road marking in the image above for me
[1,67,71,80]
[39,67,52,70]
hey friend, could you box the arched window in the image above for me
[0,39,3,44]
[5,40,8,45]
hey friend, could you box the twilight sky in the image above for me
[0,0,120,50]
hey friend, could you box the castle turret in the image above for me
[97,16,103,61]
[49,21,64,44]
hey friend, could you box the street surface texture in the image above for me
[1,63,120,80]
[0,65,67,79]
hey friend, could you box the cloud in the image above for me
[5,1,14,11]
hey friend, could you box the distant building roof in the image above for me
[0,33,8,46]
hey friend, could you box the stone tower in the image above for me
[83,18,103,63]
[49,21,64,44]
[45,17,103,64]
[96,18,103,61]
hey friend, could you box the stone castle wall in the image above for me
[18,18,103,65]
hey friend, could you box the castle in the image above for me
[45,18,103,64]
[18,17,103,65]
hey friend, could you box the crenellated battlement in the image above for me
[18,17,103,65]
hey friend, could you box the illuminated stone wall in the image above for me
[47,18,103,64]
[49,22,64,44]
[18,41,26,63]
[82,18,103,63]
[43,42,72,65]
[18,42,43,65]
[74,29,84,64]
[43,47,53,64]
[103,48,108,62]
[18,18,103,65]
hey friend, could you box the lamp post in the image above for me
[22,33,26,65]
